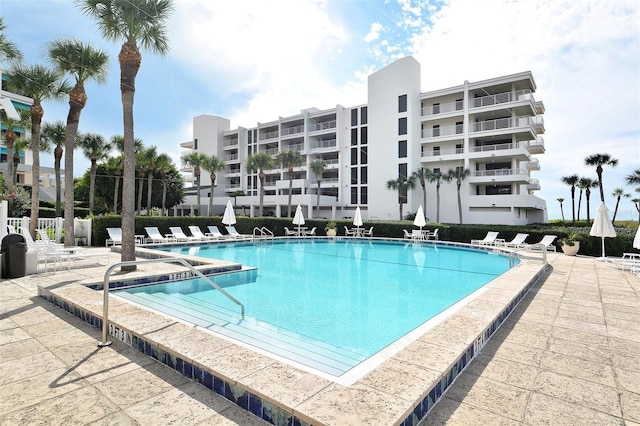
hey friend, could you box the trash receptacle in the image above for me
[1,233,27,279]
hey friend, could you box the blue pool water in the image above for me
[115,240,514,377]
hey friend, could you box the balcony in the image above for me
[527,179,540,191]
[421,124,464,139]
[526,159,540,170]
[281,124,305,137]
[309,139,337,150]
[468,142,530,161]
[470,90,535,110]
[259,130,279,141]
[421,100,464,117]
[260,147,279,155]
[223,153,239,162]
[309,120,336,132]
[421,147,464,162]
[470,116,538,141]
[470,168,530,184]
[527,137,545,154]
[223,138,238,148]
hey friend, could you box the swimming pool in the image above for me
[114,240,515,379]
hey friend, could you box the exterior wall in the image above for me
[178,57,547,225]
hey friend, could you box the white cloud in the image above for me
[364,22,385,42]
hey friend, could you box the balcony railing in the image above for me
[282,144,304,152]
[223,153,238,161]
[473,168,528,177]
[309,139,337,150]
[223,138,238,147]
[260,147,278,155]
[309,120,336,132]
[469,142,521,153]
[259,130,279,141]
[421,100,464,116]
[421,124,464,138]
[422,147,464,157]
[281,124,304,136]
[470,89,534,109]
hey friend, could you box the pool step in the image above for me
[116,290,366,376]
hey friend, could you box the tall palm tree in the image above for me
[0,17,23,63]
[585,153,618,203]
[182,152,207,215]
[427,170,444,223]
[79,0,174,269]
[309,159,326,215]
[110,135,142,213]
[48,38,109,247]
[201,154,226,216]
[632,197,640,223]
[155,153,172,216]
[385,175,416,220]
[276,149,304,217]
[142,146,159,216]
[41,121,66,216]
[246,153,274,216]
[561,174,579,223]
[611,188,629,225]
[577,177,598,223]
[447,167,471,224]
[11,137,29,186]
[78,132,112,215]
[6,64,69,238]
[412,167,431,213]
[135,147,149,215]
[0,109,30,211]
[625,169,640,187]
[557,198,565,221]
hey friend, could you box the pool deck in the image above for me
[1,247,639,425]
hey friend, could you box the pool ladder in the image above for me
[253,226,274,239]
[98,257,245,347]
[508,243,548,268]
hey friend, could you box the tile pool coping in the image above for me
[37,238,549,425]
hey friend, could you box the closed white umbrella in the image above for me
[413,205,427,231]
[222,199,236,226]
[293,204,305,235]
[634,226,640,250]
[353,206,363,234]
[589,203,616,259]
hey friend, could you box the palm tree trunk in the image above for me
[316,180,321,214]
[577,191,583,221]
[29,105,44,240]
[208,173,215,216]
[287,168,293,217]
[89,160,97,214]
[457,183,463,224]
[120,70,138,270]
[161,177,167,216]
[113,173,120,213]
[137,171,144,214]
[195,169,201,215]
[258,171,265,216]
[436,182,441,223]
[63,113,80,247]
[54,147,62,217]
[612,196,621,224]
[146,173,153,215]
[4,131,15,211]
[586,191,591,223]
[560,203,565,221]
[571,188,576,223]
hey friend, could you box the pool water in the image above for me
[115,240,514,377]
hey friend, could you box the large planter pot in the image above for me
[561,241,580,256]
[326,228,337,237]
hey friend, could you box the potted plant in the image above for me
[324,220,337,237]
[559,233,580,256]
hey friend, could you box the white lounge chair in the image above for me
[283,226,298,236]
[304,227,317,236]
[169,226,201,242]
[206,226,225,239]
[403,229,411,239]
[144,227,174,244]
[106,227,122,246]
[505,233,529,248]
[344,226,356,237]
[471,231,501,246]
[426,228,439,241]
[36,229,106,271]
[225,226,252,239]
[530,235,557,252]
[362,227,374,237]
[188,226,217,241]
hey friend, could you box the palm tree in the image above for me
[6,64,70,238]
[79,0,174,269]
[611,188,630,224]
[427,170,444,223]
[557,198,565,221]
[48,38,109,247]
[625,169,640,186]
[155,153,172,216]
[585,153,618,203]
[11,137,29,186]
[385,175,416,220]
[246,153,274,216]
[447,167,471,224]
[201,154,226,216]
[110,135,142,213]
[41,121,66,216]
[412,167,431,214]
[78,132,112,215]
[0,109,30,210]
[578,177,598,223]
[632,197,640,223]
[182,152,207,215]
[276,149,304,217]
[0,17,23,63]
[142,146,159,216]
[561,174,579,223]
[309,159,326,215]
[135,147,153,215]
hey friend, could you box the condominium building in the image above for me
[178,56,547,225]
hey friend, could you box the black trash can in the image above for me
[1,233,27,279]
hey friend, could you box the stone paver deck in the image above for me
[1,250,638,425]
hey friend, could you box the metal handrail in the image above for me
[253,226,274,239]
[99,257,245,347]
[508,243,547,268]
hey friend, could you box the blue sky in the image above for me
[2,0,639,220]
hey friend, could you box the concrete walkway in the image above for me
[1,254,638,425]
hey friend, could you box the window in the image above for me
[432,103,440,114]
[456,121,463,134]
[194,138,198,149]
[456,143,463,153]
[360,186,368,204]
[433,168,441,174]
[351,128,358,146]
[351,187,358,204]
[433,146,440,155]
[360,127,367,145]
[351,148,358,165]
[351,167,358,184]
[455,99,463,110]
[351,108,358,126]
[398,117,407,135]
[399,163,407,179]
[398,94,407,113]
[360,166,367,184]
[361,107,368,125]
[398,140,407,158]
[432,124,440,137]
[360,146,368,164]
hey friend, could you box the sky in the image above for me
[2,0,639,221]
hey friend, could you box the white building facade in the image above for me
[178,56,547,225]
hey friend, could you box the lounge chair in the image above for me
[471,231,501,246]
[530,235,557,252]
[206,226,225,239]
[362,227,374,237]
[145,227,174,244]
[188,226,218,241]
[426,228,439,241]
[36,229,106,271]
[403,229,411,239]
[344,226,356,237]
[615,253,640,271]
[304,227,317,236]
[283,226,298,236]
[225,226,252,239]
[169,226,201,242]
[106,227,123,246]
[505,233,529,248]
